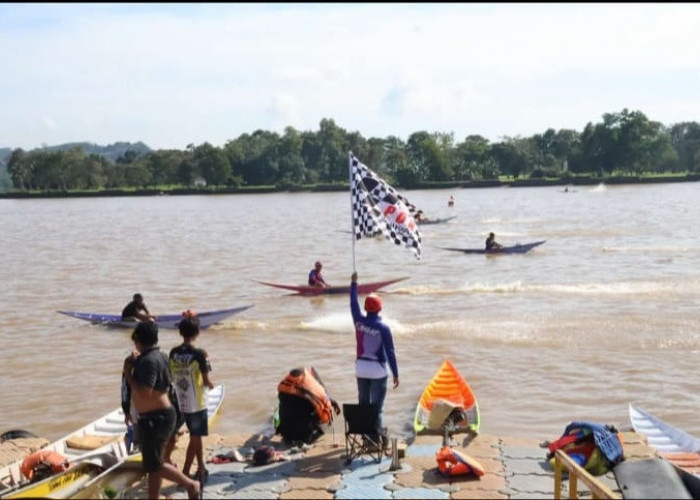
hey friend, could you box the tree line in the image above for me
[5,108,700,192]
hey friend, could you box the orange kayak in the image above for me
[413,359,480,434]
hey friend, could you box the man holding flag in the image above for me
[346,151,419,450]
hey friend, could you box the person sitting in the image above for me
[275,367,341,445]
[415,210,428,223]
[485,232,503,251]
[121,293,156,322]
[308,261,329,288]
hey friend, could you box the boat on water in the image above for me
[440,240,546,255]
[57,305,253,330]
[413,359,480,435]
[418,215,458,226]
[0,385,225,499]
[255,277,408,296]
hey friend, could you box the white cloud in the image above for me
[2,3,700,150]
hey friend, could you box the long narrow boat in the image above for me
[57,305,253,330]
[629,404,700,477]
[413,359,480,435]
[418,215,458,225]
[440,240,546,255]
[255,277,409,296]
[629,404,700,453]
[0,385,225,499]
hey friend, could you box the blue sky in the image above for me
[2,3,700,151]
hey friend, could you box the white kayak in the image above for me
[629,404,700,453]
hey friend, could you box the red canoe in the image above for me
[255,277,408,296]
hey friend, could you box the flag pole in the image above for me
[348,151,356,273]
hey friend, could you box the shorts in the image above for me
[138,406,176,473]
[184,409,208,437]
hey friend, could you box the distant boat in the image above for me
[440,240,546,255]
[418,215,458,226]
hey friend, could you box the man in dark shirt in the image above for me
[485,232,503,251]
[123,322,199,499]
[121,293,156,322]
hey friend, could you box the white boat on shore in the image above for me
[629,404,700,453]
[0,384,224,499]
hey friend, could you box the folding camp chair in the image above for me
[343,403,383,464]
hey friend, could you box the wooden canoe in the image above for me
[413,359,480,435]
[57,305,253,330]
[440,240,546,255]
[0,385,225,498]
[255,277,408,296]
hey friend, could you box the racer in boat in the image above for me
[308,261,329,287]
[121,293,156,322]
[485,232,503,251]
[275,367,341,445]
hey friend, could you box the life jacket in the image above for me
[20,450,70,481]
[277,368,333,425]
[435,446,485,477]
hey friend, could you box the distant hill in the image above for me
[32,141,152,163]
[0,141,151,165]
[0,142,153,191]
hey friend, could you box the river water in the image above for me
[2,182,699,443]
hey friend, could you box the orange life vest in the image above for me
[436,446,485,477]
[20,450,70,480]
[277,368,333,425]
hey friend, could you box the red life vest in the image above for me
[436,446,485,477]
[277,368,333,425]
[20,450,70,480]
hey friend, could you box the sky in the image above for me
[2,2,700,151]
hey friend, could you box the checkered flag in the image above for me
[349,152,422,260]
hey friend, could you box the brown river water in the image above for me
[2,182,699,443]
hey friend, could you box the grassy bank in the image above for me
[1,173,698,199]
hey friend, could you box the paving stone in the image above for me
[451,488,509,499]
[623,443,657,459]
[287,474,340,490]
[212,475,289,498]
[461,442,501,460]
[502,446,544,460]
[450,472,506,491]
[408,444,443,457]
[393,486,449,498]
[403,455,439,471]
[395,467,447,488]
[500,436,541,448]
[334,482,392,499]
[502,458,551,475]
[294,448,346,473]
[506,473,555,494]
[478,457,505,476]
[279,488,334,499]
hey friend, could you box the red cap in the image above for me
[364,295,382,313]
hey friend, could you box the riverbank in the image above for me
[1,173,698,199]
[0,427,658,499]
